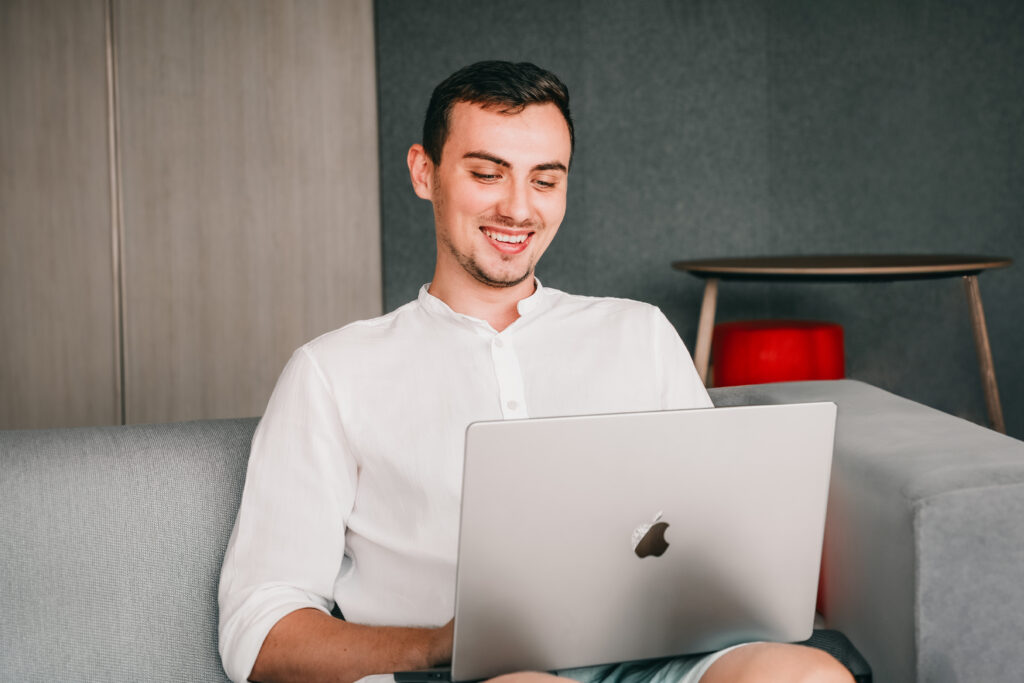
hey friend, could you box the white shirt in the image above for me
[218,281,712,683]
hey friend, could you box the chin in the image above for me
[471,264,533,289]
[479,273,531,289]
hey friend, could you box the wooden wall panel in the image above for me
[0,0,118,429]
[115,0,382,423]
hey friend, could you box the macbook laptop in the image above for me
[398,402,836,682]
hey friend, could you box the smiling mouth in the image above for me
[483,228,529,244]
[481,226,534,253]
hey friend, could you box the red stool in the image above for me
[712,319,844,616]
[712,319,845,388]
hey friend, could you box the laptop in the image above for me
[398,402,837,682]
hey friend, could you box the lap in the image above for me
[554,644,745,683]
[510,641,851,683]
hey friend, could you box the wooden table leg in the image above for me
[963,275,1006,434]
[693,278,719,386]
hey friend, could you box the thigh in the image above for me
[556,648,738,683]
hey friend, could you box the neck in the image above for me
[428,267,536,332]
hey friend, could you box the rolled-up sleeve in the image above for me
[219,346,357,683]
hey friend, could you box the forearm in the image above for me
[249,608,452,683]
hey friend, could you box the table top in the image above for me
[672,254,1012,281]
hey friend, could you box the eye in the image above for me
[533,178,558,190]
[470,171,501,182]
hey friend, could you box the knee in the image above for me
[790,646,855,683]
[701,643,854,683]
[487,672,566,683]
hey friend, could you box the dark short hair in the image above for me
[422,60,574,166]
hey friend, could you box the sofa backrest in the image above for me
[1,418,258,682]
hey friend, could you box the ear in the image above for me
[407,144,435,200]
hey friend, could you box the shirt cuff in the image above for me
[220,589,331,683]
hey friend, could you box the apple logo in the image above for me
[632,511,670,558]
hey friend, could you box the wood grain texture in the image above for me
[693,278,719,384]
[673,255,1013,278]
[0,0,119,429]
[115,0,382,423]
[963,275,1005,433]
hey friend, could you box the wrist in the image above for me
[422,622,453,668]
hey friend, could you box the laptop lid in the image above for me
[449,402,836,681]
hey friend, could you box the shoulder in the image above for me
[541,287,667,326]
[300,298,424,364]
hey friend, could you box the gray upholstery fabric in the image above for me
[711,380,1024,683]
[1,418,257,682]
[3,380,1023,682]
[916,483,1024,682]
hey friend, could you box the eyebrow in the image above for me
[463,151,567,174]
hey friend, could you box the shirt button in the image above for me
[506,400,518,411]
[494,338,504,348]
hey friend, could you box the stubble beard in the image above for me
[440,230,534,289]
[432,170,536,289]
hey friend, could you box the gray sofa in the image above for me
[2,380,1022,682]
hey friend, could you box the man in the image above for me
[219,61,852,683]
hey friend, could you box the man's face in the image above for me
[419,101,572,290]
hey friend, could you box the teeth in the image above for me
[485,229,528,244]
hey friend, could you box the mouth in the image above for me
[481,226,534,254]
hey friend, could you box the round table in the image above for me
[672,254,1012,433]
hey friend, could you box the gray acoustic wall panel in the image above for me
[375,0,1023,438]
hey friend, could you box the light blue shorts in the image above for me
[555,644,747,683]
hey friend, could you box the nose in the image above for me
[496,178,533,226]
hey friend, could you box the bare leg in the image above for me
[487,673,568,683]
[700,642,853,683]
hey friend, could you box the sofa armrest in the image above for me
[710,379,1024,683]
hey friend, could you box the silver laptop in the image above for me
[404,402,836,682]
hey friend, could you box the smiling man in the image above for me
[409,79,572,332]
[218,61,852,683]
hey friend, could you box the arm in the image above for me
[250,610,453,683]
[222,346,441,682]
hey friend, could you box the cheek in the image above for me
[450,186,500,221]
[540,193,567,226]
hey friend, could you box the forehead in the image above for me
[443,101,572,167]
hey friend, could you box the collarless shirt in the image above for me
[218,282,712,683]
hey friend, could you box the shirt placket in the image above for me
[489,334,529,419]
